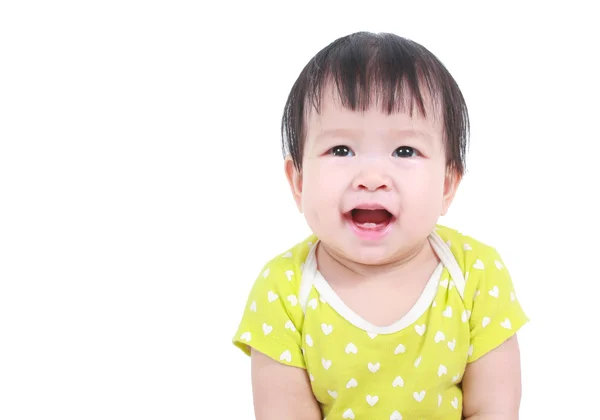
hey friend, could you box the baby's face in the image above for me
[286,85,459,266]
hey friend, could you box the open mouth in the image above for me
[345,208,395,231]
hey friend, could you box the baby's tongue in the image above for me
[352,209,390,225]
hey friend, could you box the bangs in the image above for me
[281,32,469,175]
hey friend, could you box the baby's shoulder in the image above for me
[435,224,502,268]
[435,224,516,302]
[252,234,317,290]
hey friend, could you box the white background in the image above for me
[1,1,599,418]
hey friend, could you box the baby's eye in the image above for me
[328,145,355,157]
[392,146,418,158]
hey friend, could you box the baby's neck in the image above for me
[316,238,438,285]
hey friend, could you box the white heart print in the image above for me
[366,395,379,406]
[448,339,456,351]
[280,350,291,362]
[262,268,270,278]
[342,409,355,419]
[346,378,358,388]
[443,306,453,318]
[321,324,333,335]
[482,317,491,328]
[367,332,377,339]
[438,394,442,407]
[345,343,358,354]
[415,324,426,336]
[501,318,512,329]
[262,323,273,335]
[368,362,380,373]
[267,291,278,302]
[434,331,445,343]
[322,358,332,370]
[394,344,406,354]
[439,278,449,288]
[308,298,317,310]
[413,390,426,402]
[285,270,294,281]
[390,411,402,420]
[250,301,257,312]
[392,376,404,387]
[495,260,504,270]
[282,251,292,258]
[306,334,313,347]
[451,397,459,409]
[240,332,251,342]
[285,320,296,331]
[463,243,472,251]
[489,286,499,298]
[327,390,337,399]
[473,259,485,269]
[438,364,447,377]
[287,295,298,306]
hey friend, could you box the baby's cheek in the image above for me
[303,174,341,206]
[408,175,444,208]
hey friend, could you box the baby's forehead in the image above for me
[305,85,444,139]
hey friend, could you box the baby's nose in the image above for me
[352,170,392,192]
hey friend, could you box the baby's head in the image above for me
[281,32,469,266]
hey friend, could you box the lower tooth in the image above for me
[360,223,377,228]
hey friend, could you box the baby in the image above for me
[232,31,528,419]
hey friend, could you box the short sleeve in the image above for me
[232,259,306,369]
[464,248,529,363]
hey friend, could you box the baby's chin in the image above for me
[321,239,402,267]
[347,248,402,267]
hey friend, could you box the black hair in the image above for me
[281,31,470,176]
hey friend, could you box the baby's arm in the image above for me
[461,335,522,419]
[459,243,528,419]
[251,348,322,420]
[232,255,320,418]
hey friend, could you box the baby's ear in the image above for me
[441,167,462,216]
[284,155,303,213]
